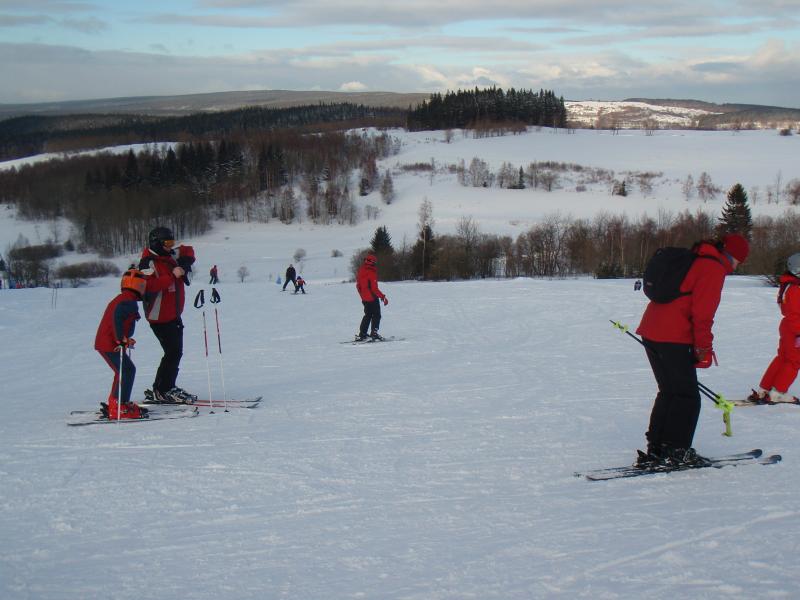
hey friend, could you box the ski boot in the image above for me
[163,387,198,404]
[661,446,712,469]
[370,330,385,341]
[768,388,800,404]
[354,333,368,342]
[103,399,149,420]
[747,388,771,404]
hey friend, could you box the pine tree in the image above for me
[370,226,394,254]
[719,183,752,238]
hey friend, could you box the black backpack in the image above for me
[642,246,699,303]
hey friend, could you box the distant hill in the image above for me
[567,98,800,130]
[0,89,431,120]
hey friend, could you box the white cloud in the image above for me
[338,81,367,92]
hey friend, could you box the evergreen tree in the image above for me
[719,183,753,238]
[370,226,394,254]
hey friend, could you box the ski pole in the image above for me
[117,344,124,423]
[610,320,734,437]
[210,288,228,412]
[194,290,215,413]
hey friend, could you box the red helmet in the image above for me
[364,254,377,266]
[121,268,147,298]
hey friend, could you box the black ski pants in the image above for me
[359,299,381,336]
[283,276,296,291]
[643,339,701,451]
[150,318,184,393]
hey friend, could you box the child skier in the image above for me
[294,275,306,294]
[355,253,388,341]
[748,253,800,404]
[94,269,149,419]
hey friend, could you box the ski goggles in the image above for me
[162,239,176,249]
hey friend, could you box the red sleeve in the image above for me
[688,262,726,349]
[370,272,384,299]
[783,285,800,334]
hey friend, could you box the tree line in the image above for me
[407,87,567,131]
[355,187,793,283]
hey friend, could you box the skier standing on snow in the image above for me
[139,226,198,403]
[635,233,749,468]
[94,269,149,419]
[355,253,388,341]
[209,264,219,284]
[748,253,800,404]
[294,275,307,294]
[283,264,297,292]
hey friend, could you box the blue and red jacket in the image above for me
[95,290,140,352]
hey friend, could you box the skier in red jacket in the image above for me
[355,253,388,341]
[748,253,800,404]
[94,269,149,419]
[139,226,197,404]
[636,233,749,468]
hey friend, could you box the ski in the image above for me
[731,397,799,407]
[142,390,262,408]
[340,336,405,345]
[67,404,199,426]
[578,450,782,481]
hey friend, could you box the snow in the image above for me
[1,128,800,598]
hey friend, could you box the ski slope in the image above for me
[1,273,798,599]
[1,126,800,598]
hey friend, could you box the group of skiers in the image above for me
[635,232,800,470]
[95,227,197,419]
[95,230,391,419]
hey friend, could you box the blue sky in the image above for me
[1,0,799,106]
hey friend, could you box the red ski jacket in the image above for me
[356,263,385,302]
[637,242,733,349]
[95,290,140,352]
[138,245,194,323]
[777,273,800,339]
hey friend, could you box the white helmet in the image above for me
[788,253,800,276]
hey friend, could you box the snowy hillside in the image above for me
[2,128,800,599]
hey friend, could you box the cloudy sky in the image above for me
[1,0,799,106]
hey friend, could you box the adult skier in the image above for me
[209,264,219,284]
[355,253,388,341]
[748,252,800,404]
[635,233,749,468]
[94,269,149,419]
[283,264,297,292]
[139,226,197,403]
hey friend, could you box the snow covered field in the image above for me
[1,127,800,598]
[1,274,799,599]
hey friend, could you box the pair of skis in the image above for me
[341,335,405,345]
[67,396,262,426]
[577,449,782,481]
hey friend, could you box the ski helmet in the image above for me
[364,254,377,266]
[121,268,147,298]
[788,253,800,276]
[148,226,175,249]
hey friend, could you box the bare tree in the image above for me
[237,265,250,283]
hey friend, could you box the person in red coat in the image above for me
[138,226,197,403]
[94,269,149,419]
[636,233,749,467]
[355,253,388,341]
[749,253,800,404]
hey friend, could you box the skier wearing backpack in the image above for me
[635,233,749,468]
[748,253,800,405]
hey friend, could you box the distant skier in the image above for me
[283,264,297,291]
[94,269,149,419]
[635,233,749,469]
[634,279,642,291]
[209,264,219,284]
[748,252,800,404]
[294,275,306,294]
[355,253,388,341]
[139,226,197,404]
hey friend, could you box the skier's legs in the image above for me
[150,318,184,392]
[359,301,372,336]
[100,350,136,403]
[369,299,382,333]
[644,341,700,450]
